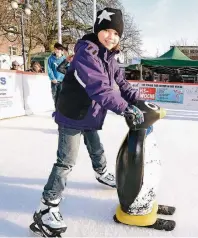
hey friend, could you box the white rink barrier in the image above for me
[1,70,198,120]
[0,70,25,119]
[129,80,198,113]
[0,70,54,119]
[22,72,54,115]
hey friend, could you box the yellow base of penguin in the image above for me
[115,202,158,226]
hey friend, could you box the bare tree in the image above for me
[0,0,142,61]
[155,48,160,57]
[171,38,188,47]
[0,0,18,39]
[66,0,142,58]
[121,14,142,61]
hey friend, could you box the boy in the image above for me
[48,43,66,108]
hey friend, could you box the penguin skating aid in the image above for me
[114,101,176,231]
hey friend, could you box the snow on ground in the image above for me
[0,111,198,237]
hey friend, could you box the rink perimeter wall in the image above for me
[128,80,198,114]
[0,69,198,120]
[0,70,53,120]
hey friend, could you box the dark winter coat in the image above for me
[57,59,70,75]
[55,33,137,130]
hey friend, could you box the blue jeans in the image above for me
[51,82,62,108]
[43,126,107,201]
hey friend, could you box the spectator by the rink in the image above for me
[10,61,21,71]
[145,71,153,81]
[48,42,65,108]
[169,69,183,83]
[27,61,44,73]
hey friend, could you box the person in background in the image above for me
[169,69,183,83]
[27,61,44,73]
[145,71,153,81]
[48,42,66,108]
[10,61,21,70]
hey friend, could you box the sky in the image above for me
[121,0,198,57]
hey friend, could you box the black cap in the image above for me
[94,8,124,38]
[54,42,63,50]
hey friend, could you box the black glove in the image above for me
[123,104,144,125]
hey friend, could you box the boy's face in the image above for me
[98,29,120,50]
[54,48,62,57]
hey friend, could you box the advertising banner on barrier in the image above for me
[139,87,156,100]
[0,73,14,107]
[155,86,184,104]
[138,83,184,104]
[129,81,198,111]
[183,85,198,104]
[0,71,25,119]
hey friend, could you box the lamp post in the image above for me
[57,0,62,44]
[10,0,32,71]
[93,0,96,31]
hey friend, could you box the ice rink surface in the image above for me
[0,111,198,237]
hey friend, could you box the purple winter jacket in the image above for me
[55,33,137,130]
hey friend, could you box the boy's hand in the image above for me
[52,79,58,84]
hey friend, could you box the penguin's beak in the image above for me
[160,108,166,119]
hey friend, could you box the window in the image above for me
[9,46,18,55]
[181,49,189,54]
[190,49,198,55]
[8,26,18,36]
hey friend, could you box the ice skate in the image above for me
[29,198,67,237]
[95,168,116,188]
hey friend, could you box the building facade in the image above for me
[170,46,198,60]
[0,33,45,69]
[0,35,45,56]
[0,34,21,56]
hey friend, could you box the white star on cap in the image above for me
[97,10,115,24]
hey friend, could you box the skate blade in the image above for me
[96,178,116,188]
[29,222,46,237]
[29,225,63,237]
[29,229,45,237]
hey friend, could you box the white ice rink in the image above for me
[0,111,198,237]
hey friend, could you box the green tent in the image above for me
[125,64,140,71]
[140,47,198,74]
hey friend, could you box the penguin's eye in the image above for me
[144,101,158,111]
